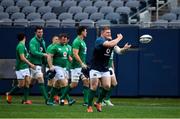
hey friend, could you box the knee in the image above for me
[70,82,78,88]
[103,85,111,90]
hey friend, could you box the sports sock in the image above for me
[8,86,20,95]
[105,85,115,100]
[65,94,72,102]
[49,87,58,102]
[83,86,89,104]
[88,89,96,106]
[23,87,29,101]
[60,85,71,100]
[47,85,53,93]
[38,83,48,100]
[97,88,108,103]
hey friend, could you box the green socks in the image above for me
[83,86,89,104]
[49,87,58,102]
[105,85,115,100]
[23,87,29,101]
[97,88,108,103]
[8,86,20,94]
[38,83,48,100]
[88,89,96,106]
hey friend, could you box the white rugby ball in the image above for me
[139,34,152,44]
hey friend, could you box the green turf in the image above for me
[0,96,180,118]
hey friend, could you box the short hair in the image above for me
[17,32,26,41]
[35,26,43,32]
[101,26,110,32]
[59,33,68,39]
[77,26,87,35]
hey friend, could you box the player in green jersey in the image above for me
[6,33,35,104]
[60,26,89,106]
[47,33,75,105]
[46,36,59,95]
[29,26,48,104]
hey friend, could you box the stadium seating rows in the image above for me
[0,0,178,28]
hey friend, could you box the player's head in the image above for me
[59,33,68,45]
[17,32,26,42]
[101,26,112,40]
[35,26,43,39]
[77,26,87,38]
[52,36,59,44]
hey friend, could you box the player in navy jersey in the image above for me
[87,26,123,112]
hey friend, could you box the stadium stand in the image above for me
[0,0,178,28]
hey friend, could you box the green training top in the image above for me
[71,36,87,68]
[29,36,46,65]
[108,51,114,68]
[66,44,72,70]
[15,42,29,70]
[47,44,70,68]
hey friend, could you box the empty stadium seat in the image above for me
[37,6,52,15]
[99,6,114,15]
[13,18,28,27]
[45,19,60,27]
[26,12,41,21]
[0,12,9,20]
[78,0,92,8]
[96,19,111,27]
[93,1,108,9]
[58,12,73,21]
[22,6,36,15]
[74,12,89,22]
[160,13,177,22]
[42,12,56,21]
[151,19,168,28]
[16,0,30,8]
[11,12,25,20]
[105,12,121,24]
[5,6,20,15]
[109,0,124,8]
[0,18,12,26]
[83,6,98,15]
[61,19,75,27]
[63,0,77,10]
[79,19,94,27]
[47,0,61,8]
[30,19,45,27]
[31,0,45,8]
[68,6,82,15]
[90,12,104,21]
[0,0,14,8]
[52,6,67,16]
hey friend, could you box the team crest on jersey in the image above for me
[104,48,111,56]
[63,52,67,57]
[58,48,61,51]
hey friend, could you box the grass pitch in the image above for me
[0,96,180,118]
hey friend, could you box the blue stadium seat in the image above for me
[78,0,92,8]
[45,19,60,27]
[22,6,36,15]
[48,0,61,8]
[90,12,104,21]
[84,6,98,15]
[74,12,89,22]
[96,19,111,27]
[16,0,30,8]
[37,6,52,15]
[79,19,94,28]
[11,12,25,20]
[61,19,76,27]
[58,12,73,21]
[30,19,45,27]
[13,18,28,27]
[68,6,82,15]
[26,12,41,21]
[31,0,45,8]
[5,6,20,15]
[0,0,14,8]
[42,12,56,21]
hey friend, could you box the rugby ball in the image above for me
[139,34,152,44]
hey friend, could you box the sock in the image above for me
[83,86,89,104]
[88,89,96,106]
[38,83,48,100]
[8,86,20,95]
[47,85,53,93]
[49,87,58,102]
[105,85,115,100]
[60,85,72,100]
[65,94,72,102]
[97,88,108,103]
[23,87,29,101]
[97,87,103,98]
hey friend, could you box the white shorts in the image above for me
[15,68,30,80]
[71,68,83,82]
[54,66,67,80]
[109,67,115,77]
[89,69,110,79]
[30,65,43,79]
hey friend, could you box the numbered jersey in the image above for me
[91,37,113,71]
